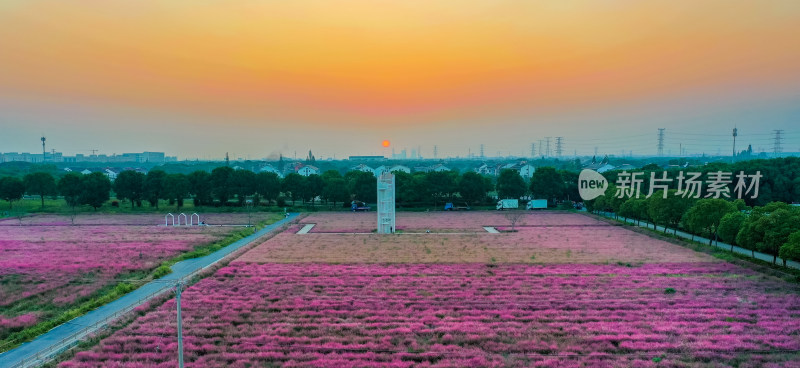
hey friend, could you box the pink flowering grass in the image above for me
[0,213,276,226]
[0,215,246,339]
[303,212,604,233]
[60,262,800,367]
[239,224,714,264]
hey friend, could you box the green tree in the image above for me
[113,170,145,209]
[0,177,25,209]
[682,199,737,245]
[496,169,526,200]
[305,174,324,206]
[164,173,191,209]
[530,167,563,204]
[736,202,793,258]
[144,170,167,208]
[253,172,281,205]
[231,169,256,205]
[424,171,457,207]
[322,177,348,207]
[762,208,800,265]
[282,173,306,205]
[210,166,235,205]
[187,170,213,206]
[646,190,693,234]
[458,172,491,205]
[395,171,425,206]
[779,231,800,263]
[718,211,746,250]
[23,172,56,209]
[58,173,83,213]
[80,172,111,210]
[346,171,377,204]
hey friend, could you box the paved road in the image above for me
[594,211,800,270]
[0,213,299,368]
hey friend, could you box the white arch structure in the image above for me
[165,213,175,226]
[177,213,188,226]
[191,213,200,226]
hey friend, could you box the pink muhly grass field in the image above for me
[302,212,604,233]
[60,262,800,367]
[238,224,713,264]
[0,215,241,339]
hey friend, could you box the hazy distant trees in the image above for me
[281,173,305,205]
[23,172,56,209]
[0,177,25,209]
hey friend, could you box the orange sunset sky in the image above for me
[1,0,799,158]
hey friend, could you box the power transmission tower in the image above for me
[773,130,784,156]
[480,144,485,158]
[544,137,551,157]
[555,137,563,157]
[538,140,543,156]
[433,145,438,159]
[732,128,738,158]
[657,128,665,156]
[530,143,535,158]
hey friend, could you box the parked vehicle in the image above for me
[444,202,471,211]
[496,199,519,210]
[526,199,548,210]
[351,201,371,212]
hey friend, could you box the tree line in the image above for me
[587,185,800,265]
[0,166,573,211]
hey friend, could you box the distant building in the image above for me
[415,164,450,173]
[350,164,375,174]
[389,165,411,174]
[1,151,174,163]
[348,155,385,161]
[583,156,615,173]
[259,164,283,177]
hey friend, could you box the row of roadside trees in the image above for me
[587,185,800,265]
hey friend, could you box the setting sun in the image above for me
[382,140,390,147]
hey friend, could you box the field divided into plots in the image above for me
[60,212,800,367]
[0,213,274,342]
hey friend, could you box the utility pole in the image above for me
[530,143,535,158]
[225,152,230,166]
[657,128,665,156]
[433,145,438,159]
[555,137,563,157]
[175,281,185,368]
[773,129,784,156]
[41,136,46,162]
[479,144,485,158]
[732,128,738,159]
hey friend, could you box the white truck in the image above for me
[496,199,519,210]
[526,199,548,210]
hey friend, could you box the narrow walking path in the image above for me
[593,211,800,270]
[0,213,299,368]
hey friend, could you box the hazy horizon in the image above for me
[2,1,800,159]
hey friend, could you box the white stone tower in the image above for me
[377,172,395,234]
